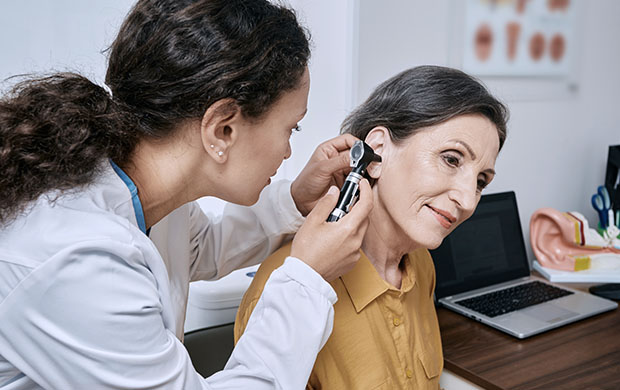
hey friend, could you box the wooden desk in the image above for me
[438,305,620,390]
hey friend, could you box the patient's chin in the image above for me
[414,234,446,251]
[426,238,444,250]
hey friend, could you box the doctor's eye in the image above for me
[292,124,302,133]
[477,179,489,192]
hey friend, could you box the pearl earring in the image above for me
[210,144,223,157]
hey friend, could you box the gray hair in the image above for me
[341,65,508,150]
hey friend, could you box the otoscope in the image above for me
[327,140,381,222]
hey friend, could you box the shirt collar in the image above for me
[341,250,418,313]
[109,160,148,235]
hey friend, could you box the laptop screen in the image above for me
[430,191,531,299]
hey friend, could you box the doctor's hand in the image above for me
[291,179,372,282]
[291,134,359,216]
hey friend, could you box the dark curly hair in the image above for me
[342,65,508,150]
[0,0,310,224]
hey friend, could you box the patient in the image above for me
[234,65,508,389]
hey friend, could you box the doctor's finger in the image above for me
[305,185,340,224]
[318,134,359,157]
[341,179,373,227]
[316,149,351,178]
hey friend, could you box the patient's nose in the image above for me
[450,178,477,213]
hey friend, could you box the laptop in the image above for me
[430,191,618,339]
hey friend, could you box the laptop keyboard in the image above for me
[454,281,574,318]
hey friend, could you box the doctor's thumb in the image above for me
[306,186,340,223]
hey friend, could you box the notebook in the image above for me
[430,191,618,339]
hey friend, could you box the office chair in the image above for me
[184,323,235,377]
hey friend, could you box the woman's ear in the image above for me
[364,127,389,179]
[199,99,241,164]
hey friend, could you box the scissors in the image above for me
[592,185,612,228]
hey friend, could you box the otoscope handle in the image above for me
[327,171,362,222]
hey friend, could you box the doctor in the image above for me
[0,0,372,389]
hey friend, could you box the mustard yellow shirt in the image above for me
[235,243,443,389]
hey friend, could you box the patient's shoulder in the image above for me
[234,242,293,342]
[248,242,292,293]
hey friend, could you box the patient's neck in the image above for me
[361,205,418,289]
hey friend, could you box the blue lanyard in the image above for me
[110,160,148,235]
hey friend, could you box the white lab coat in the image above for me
[0,161,336,389]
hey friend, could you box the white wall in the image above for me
[0,1,134,88]
[355,0,620,261]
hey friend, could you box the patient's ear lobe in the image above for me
[364,127,388,179]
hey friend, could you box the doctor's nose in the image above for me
[284,141,292,160]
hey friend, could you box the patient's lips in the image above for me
[427,205,456,229]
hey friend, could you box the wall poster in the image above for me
[463,0,577,77]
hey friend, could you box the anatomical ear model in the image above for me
[530,208,620,271]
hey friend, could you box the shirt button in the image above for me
[406,368,413,378]
[393,318,401,326]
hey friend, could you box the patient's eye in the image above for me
[442,153,462,167]
[477,178,488,192]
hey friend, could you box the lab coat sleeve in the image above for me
[207,257,337,389]
[0,242,336,389]
[188,180,304,281]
